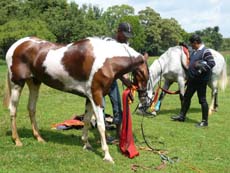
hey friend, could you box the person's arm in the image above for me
[203,49,215,70]
[195,49,215,73]
[119,75,132,88]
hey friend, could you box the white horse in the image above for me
[139,45,227,115]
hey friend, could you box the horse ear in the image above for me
[143,52,149,61]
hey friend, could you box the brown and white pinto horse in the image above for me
[3,37,149,163]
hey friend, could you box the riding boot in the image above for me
[196,102,209,127]
[171,98,190,122]
[201,102,209,122]
[181,98,190,116]
[214,91,218,110]
[179,94,184,108]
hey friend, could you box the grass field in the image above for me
[0,53,229,173]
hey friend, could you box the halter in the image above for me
[131,61,154,113]
[122,45,151,111]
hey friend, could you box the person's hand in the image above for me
[128,91,134,102]
[120,76,132,88]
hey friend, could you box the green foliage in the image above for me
[139,7,162,55]
[0,19,56,58]
[102,5,135,32]
[159,18,187,54]
[138,7,187,55]
[0,0,22,24]
[194,26,223,50]
[221,38,230,51]
[0,0,226,59]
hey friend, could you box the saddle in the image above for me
[182,46,190,67]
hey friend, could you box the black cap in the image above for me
[189,34,202,44]
[118,22,133,38]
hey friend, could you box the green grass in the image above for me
[0,57,229,173]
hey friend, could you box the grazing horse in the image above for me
[3,37,149,163]
[138,46,227,115]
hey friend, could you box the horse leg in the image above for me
[208,80,218,115]
[178,77,186,108]
[96,107,113,163]
[209,88,218,115]
[90,98,113,163]
[155,91,165,112]
[155,80,172,112]
[214,89,218,110]
[82,99,93,150]
[9,82,23,146]
[26,79,45,143]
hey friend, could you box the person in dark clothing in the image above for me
[107,22,133,138]
[171,34,215,127]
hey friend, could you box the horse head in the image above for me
[131,53,151,108]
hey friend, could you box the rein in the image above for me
[126,78,179,169]
[138,104,179,170]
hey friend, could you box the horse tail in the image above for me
[3,71,11,108]
[219,59,228,91]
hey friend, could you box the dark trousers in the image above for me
[108,80,122,125]
[180,79,209,122]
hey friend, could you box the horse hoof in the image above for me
[15,140,23,147]
[151,111,157,116]
[38,138,46,143]
[103,157,114,164]
[83,144,93,150]
[212,109,217,112]
[136,109,145,115]
[208,109,214,115]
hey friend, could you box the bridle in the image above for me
[122,45,152,111]
[131,61,153,112]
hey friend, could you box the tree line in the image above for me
[0,0,229,59]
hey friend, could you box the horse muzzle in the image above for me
[137,88,152,110]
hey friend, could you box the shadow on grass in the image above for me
[5,127,106,158]
[137,107,201,124]
[159,107,201,115]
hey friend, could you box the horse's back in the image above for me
[5,37,57,85]
[6,37,31,66]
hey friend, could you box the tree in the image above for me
[159,18,187,54]
[220,38,230,51]
[138,7,162,55]
[194,26,223,50]
[71,4,107,40]
[0,19,56,58]
[0,0,22,24]
[102,5,135,36]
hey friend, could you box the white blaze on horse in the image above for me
[3,37,149,163]
[138,45,227,115]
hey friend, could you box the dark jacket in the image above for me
[188,45,215,81]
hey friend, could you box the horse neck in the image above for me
[115,55,144,76]
[149,54,167,83]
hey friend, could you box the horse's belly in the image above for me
[33,70,89,97]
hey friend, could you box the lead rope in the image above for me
[140,110,179,170]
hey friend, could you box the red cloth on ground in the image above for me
[119,88,139,158]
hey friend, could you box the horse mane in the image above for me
[88,36,117,42]
[87,37,141,60]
